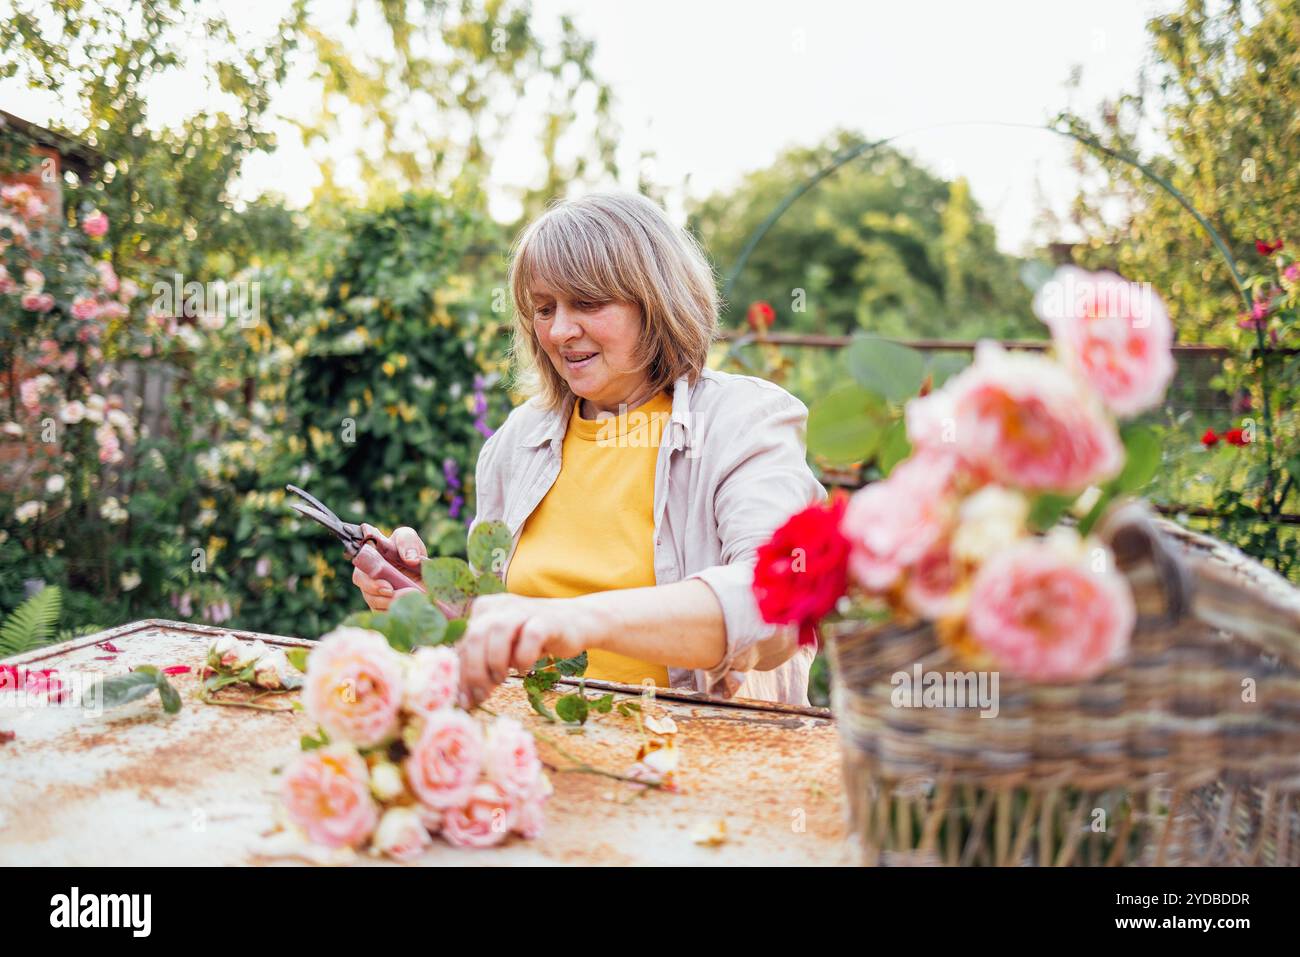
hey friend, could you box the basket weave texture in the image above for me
[824,502,1300,866]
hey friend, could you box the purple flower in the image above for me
[442,456,462,490]
[449,494,464,520]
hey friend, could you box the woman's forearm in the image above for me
[570,580,726,671]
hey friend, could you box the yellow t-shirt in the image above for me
[505,390,673,687]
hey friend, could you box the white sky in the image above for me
[2,0,1179,253]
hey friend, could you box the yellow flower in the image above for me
[382,360,396,377]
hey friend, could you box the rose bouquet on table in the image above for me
[757,267,1175,681]
[281,629,551,858]
[276,520,551,859]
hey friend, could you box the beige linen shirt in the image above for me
[468,367,829,706]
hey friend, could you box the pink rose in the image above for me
[902,539,963,620]
[95,260,119,294]
[442,782,514,849]
[906,341,1123,494]
[281,745,379,849]
[22,268,43,290]
[71,297,101,321]
[82,210,109,238]
[20,292,53,313]
[966,534,1134,681]
[0,265,13,294]
[1033,267,1175,417]
[372,807,433,861]
[841,448,960,592]
[19,378,42,412]
[481,716,543,799]
[402,645,460,715]
[512,794,547,840]
[302,627,404,748]
[403,708,483,810]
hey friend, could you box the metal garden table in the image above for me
[0,619,850,866]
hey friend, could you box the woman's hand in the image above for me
[351,524,426,611]
[455,592,596,708]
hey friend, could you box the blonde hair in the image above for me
[507,191,719,412]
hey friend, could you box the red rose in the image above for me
[746,301,776,333]
[1224,428,1250,447]
[1200,428,1219,448]
[752,493,851,647]
[1256,239,1284,256]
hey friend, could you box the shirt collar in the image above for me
[519,374,695,450]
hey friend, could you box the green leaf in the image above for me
[548,652,588,677]
[523,675,557,722]
[877,418,911,475]
[807,384,888,466]
[85,672,161,710]
[590,693,614,714]
[473,570,506,595]
[0,585,62,657]
[529,669,561,692]
[442,618,468,645]
[156,676,182,714]
[383,591,448,651]
[616,701,642,717]
[1027,493,1076,533]
[300,726,330,751]
[286,648,310,673]
[1115,425,1161,493]
[555,693,589,724]
[421,557,476,608]
[925,352,970,388]
[847,335,927,402]
[467,521,512,578]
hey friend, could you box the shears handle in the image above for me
[352,524,469,619]
[352,540,427,593]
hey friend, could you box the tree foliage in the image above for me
[689,129,1037,340]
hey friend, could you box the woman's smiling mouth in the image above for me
[562,351,598,370]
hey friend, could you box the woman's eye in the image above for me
[534,305,554,319]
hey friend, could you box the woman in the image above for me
[353,192,826,707]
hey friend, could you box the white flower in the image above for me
[369,761,406,802]
[44,474,65,495]
[119,570,142,591]
[253,648,290,689]
[209,634,242,669]
[98,496,128,524]
[951,486,1030,564]
[1,422,22,436]
[235,639,270,671]
[107,408,133,435]
[15,500,43,523]
[59,401,86,424]
[371,807,431,861]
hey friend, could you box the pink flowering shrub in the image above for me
[283,626,551,858]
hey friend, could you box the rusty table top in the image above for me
[0,619,850,866]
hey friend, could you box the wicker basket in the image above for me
[823,501,1300,866]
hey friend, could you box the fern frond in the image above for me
[0,586,63,658]
[56,623,104,644]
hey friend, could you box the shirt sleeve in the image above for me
[467,420,508,540]
[682,387,828,697]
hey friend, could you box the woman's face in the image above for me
[530,281,653,414]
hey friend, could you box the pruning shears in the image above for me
[285,484,427,594]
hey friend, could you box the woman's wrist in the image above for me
[565,592,613,654]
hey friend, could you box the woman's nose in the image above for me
[548,306,582,343]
